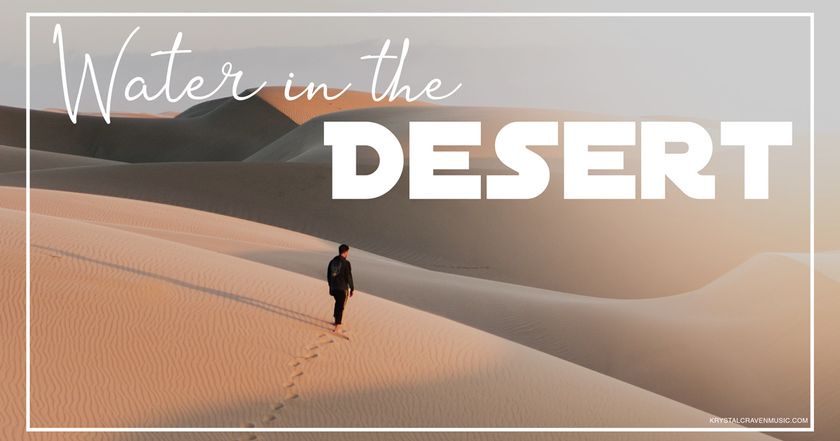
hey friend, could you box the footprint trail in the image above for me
[236,331,341,439]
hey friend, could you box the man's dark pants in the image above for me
[330,289,349,325]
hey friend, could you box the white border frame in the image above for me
[24,11,815,433]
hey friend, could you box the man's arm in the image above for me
[347,260,355,294]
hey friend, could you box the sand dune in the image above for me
[0,99,296,162]
[43,108,178,119]
[0,145,121,173]
[0,187,823,432]
[0,187,779,438]
[0,161,812,299]
[257,86,432,125]
[244,106,616,165]
[0,91,831,440]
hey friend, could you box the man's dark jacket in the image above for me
[327,255,354,293]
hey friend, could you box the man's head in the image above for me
[338,244,350,258]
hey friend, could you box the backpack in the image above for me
[329,258,343,282]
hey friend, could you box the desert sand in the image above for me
[0,145,121,173]
[0,97,818,298]
[0,160,812,299]
[0,91,835,441]
[0,186,822,427]
[1,186,791,441]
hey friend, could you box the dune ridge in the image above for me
[0,145,121,173]
[0,161,811,299]
[0,98,296,162]
[0,90,833,441]
[0,187,774,435]
[244,106,607,164]
[257,86,432,125]
[0,187,822,432]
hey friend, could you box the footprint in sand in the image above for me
[243,330,346,433]
[237,435,257,441]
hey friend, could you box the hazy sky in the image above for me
[0,1,834,136]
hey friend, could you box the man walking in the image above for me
[327,244,354,334]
